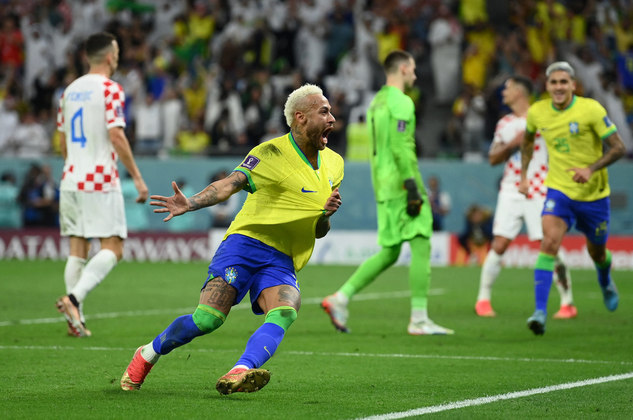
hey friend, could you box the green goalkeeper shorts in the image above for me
[376,197,433,247]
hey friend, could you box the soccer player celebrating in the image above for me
[474,76,575,319]
[55,32,148,337]
[321,50,453,335]
[121,84,344,394]
[520,62,626,335]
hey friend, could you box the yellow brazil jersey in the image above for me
[226,132,344,271]
[526,95,617,201]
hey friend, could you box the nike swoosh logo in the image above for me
[301,187,317,193]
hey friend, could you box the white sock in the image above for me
[411,308,428,323]
[70,249,118,303]
[554,253,574,306]
[141,342,160,364]
[477,250,502,301]
[64,256,86,294]
[65,256,87,322]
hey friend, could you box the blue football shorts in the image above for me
[542,188,610,245]
[206,233,299,314]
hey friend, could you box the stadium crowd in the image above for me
[0,0,632,160]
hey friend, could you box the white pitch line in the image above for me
[357,372,633,419]
[0,345,630,367]
[0,289,438,327]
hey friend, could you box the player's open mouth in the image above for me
[322,127,332,144]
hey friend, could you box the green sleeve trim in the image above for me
[601,127,617,141]
[535,253,556,271]
[234,168,255,193]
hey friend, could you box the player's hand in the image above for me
[566,167,592,184]
[323,187,342,217]
[134,178,149,203]
[518,178,529,196]
[150,181,189,221]
[406,197,422,217]
[404,178,422,217]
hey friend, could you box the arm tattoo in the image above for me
[188,185,220,211]
[589,134,626,173]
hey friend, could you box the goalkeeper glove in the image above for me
[404,178,423,217]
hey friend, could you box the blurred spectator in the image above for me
[294,0,328,81]
[21,23,51,101]
[160,85,184,157]
[0,14,25,84]
[121,171,150,232]
[17,163,59,227]
[4,109,50,158]
[596,70,633,154]
[324,3,354,75]
[457,203,493,265]
[207,169,240,228]
[452,84,487,161]
[0,170,21,228]
[427,176,452,231]
[177,116,210,155]
[134,92,162,155]
[0,93,19,154]
[428,3,462,105]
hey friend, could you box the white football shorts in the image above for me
[60,190,127,238]
[492,191,544,241]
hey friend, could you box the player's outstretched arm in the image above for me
[316,187,342,238]
[150,181,189,222]
[151,171,248,222]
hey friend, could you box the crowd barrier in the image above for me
[2,228,632,270]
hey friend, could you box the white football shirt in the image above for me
[57,74,126,193]
[491,113,548,199]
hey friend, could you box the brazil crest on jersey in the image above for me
[367,85,426,202]
[227,133,344,271]
[526,95,617,201]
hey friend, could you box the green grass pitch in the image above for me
[1,260,631,419]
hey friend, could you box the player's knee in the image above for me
[192,304,225,333]
[265,306,298,331]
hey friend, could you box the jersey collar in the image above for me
[289,131,321,169]
[550,94,576,112]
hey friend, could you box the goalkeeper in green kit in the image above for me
[322,50,454,335]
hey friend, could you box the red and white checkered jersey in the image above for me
[57,74,126,193]
[491,113,548,199]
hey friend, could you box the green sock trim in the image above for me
[192,304,225,333]
[595,249,612,269]
[535,253,556,271]
[195,304,226,322]
[265,306,297,331]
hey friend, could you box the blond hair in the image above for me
[283,83,323,128]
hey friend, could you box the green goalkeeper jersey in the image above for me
[367,85,426,202]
